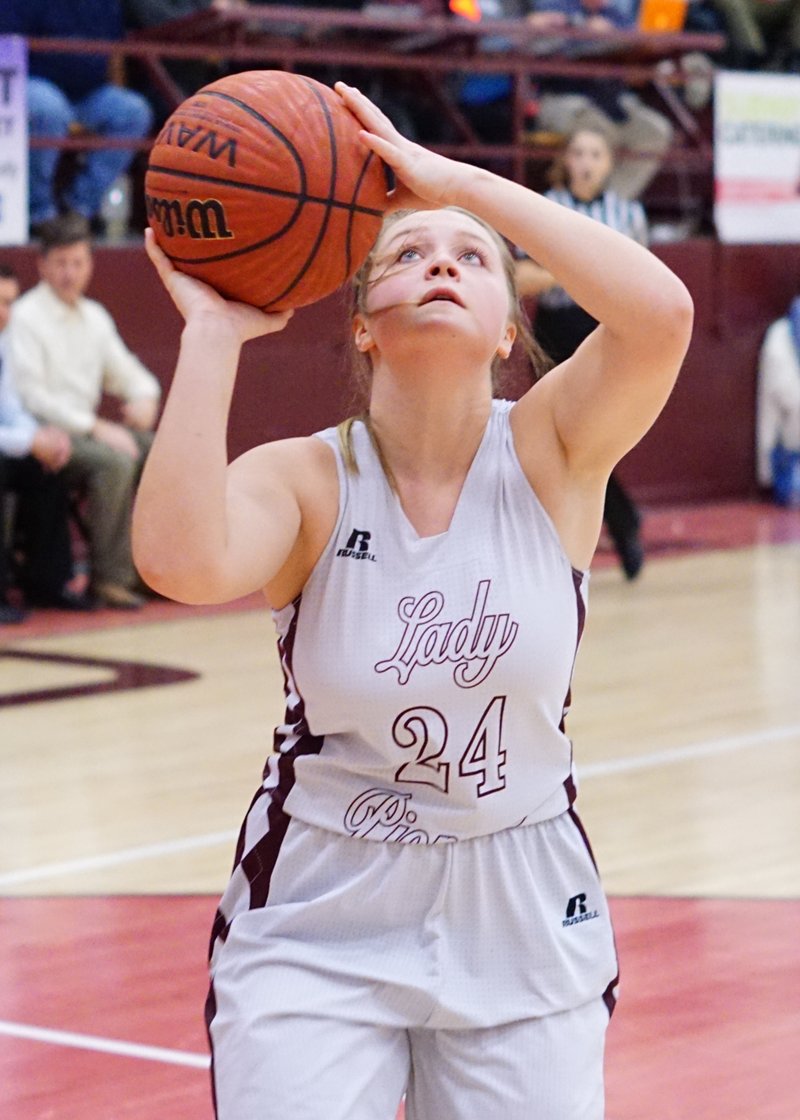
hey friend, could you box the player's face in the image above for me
[38,241,94,306]
[357,210,515,364]
[0,277,19,332]
[563,131,613,200]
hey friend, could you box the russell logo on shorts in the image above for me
[563,893,600,927]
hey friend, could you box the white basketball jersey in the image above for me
[267,399,588,846]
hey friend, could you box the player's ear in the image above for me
[496,322,516,360]
[353,314,375,353]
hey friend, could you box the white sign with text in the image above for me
[714,70,800,244]
[0,36,28,246]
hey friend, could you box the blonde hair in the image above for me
[336,207,551,483]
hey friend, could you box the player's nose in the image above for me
[426,254,460,279]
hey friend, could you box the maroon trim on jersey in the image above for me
[560,568,586,805]
[567,805,599,873]
[571,566,587,643]
[602,972,620,1018]
[563,771,577,805]
[204,984,219,1116]
[207,594,325,959]
[567,805,620,1019]
[206,596,326,1114]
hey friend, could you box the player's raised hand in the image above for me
[335,82,476,211]
[144,229,292,344]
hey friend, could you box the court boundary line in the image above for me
[2,720,798,889]
[0,1018,210,1068]
[0,830,237,888]
[579,720,800,778]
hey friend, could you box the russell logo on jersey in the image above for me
[336,527,377,562]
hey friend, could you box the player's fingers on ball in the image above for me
[144,229,173,276]
[336,82,393,132]
[144,227,162,259]
[358,130,403,170]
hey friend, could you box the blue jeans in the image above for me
[27,77,153,225]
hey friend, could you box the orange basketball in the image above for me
[144,71,389,311]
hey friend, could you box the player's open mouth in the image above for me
[419,288,464,307]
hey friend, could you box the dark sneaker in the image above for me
[0,602,28,624]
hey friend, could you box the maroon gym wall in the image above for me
[4,238,799,505]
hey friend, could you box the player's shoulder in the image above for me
[233,434,338,496]
[248,433,336,468]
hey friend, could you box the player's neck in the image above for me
[368,380,491,485]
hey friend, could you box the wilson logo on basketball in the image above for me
[145,195,234,240]
[155,121,238,168]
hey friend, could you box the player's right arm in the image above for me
[133,231,305,605]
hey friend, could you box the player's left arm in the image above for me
[489,192,693,481]
[516,284,691,481]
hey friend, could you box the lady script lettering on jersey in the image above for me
[375,579,518,687]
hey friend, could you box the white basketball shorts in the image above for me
[207,810,619,1119]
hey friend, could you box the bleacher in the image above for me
[3,13,799,504]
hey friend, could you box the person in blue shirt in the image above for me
[0,0,153,232]
[0,265,92,621]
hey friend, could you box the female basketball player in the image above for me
[134,82,693,1120]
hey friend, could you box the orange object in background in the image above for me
[449,0,482,21]
[637,0,687,32]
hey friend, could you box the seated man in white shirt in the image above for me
[0,263,93,622]
[9,214,162,609]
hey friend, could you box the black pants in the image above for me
[0,453,73,603]
[603,473,641,552]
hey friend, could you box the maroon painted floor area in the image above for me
[605,898,800,1120]
[1,896,798,1120]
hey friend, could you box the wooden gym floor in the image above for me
[1,499,799,1120]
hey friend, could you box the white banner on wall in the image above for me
[714,70,800,244]
[0,35,28,246]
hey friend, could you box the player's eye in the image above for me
[460,247,487,266]
[397,246,422,263]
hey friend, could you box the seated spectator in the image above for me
[515,125,648,577]
[756,296,800,505]
[8,215,162,610]
[122,0,244,122]
[529,0,675,199]
[708,0,800,71]
[123,0,423,139]
[454,0,674,198]
[683,0,728,32]
[0,265,93,623]
[0,0,154,235]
